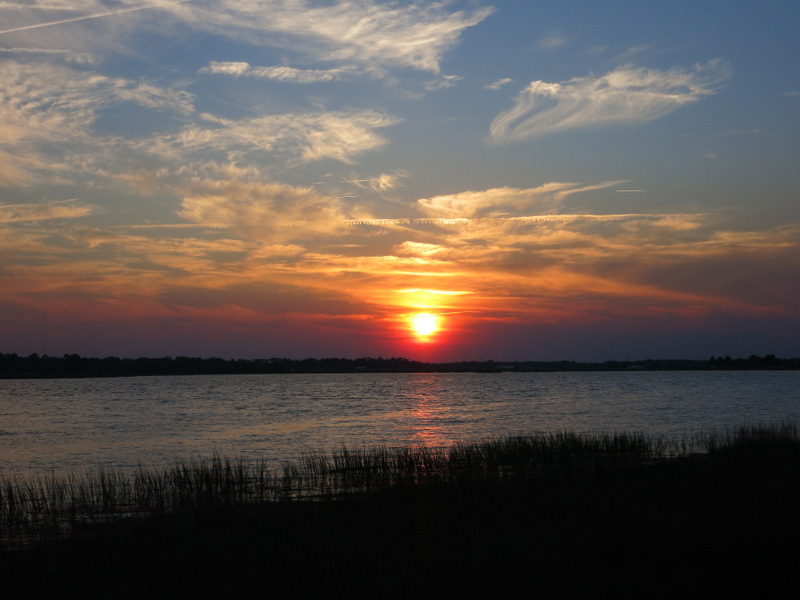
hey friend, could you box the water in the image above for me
[1,371,799,475]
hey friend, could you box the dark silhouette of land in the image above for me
[2,425,799,598]
[0,351,797,378]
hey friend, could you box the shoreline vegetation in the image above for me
[1,351,798,378]
[2,422,799,597]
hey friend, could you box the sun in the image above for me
[409,313,440,339]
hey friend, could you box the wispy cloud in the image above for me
[0,61,107,144]
[0,60,194,145]
[347,212,698,229]
[485,77,513,91]
[0,3,85,11]
[0,200,92,223]
[490,60,730,143]
[0,47,70,54]
[4,177,798,342]
[614,44,656,62]
[112,79,195,114]
[347,171,408,193]
[0,47,97,63]
[417,181,627,218]
[325,207,800,323]
[424,74,463,91]
[0,55,399,191]
[181,1,492,74]
[0,59,197,186]
[538,32,568,49]
[177,173,347,242]
[0,1,186,35]
[144,109,400,165]
[199,61,358,83]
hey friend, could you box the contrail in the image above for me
[0,1,188,36]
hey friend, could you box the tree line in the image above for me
[0,352,798,378]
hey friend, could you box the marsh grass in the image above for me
[701,418,800,454]
[2,420,800,598]
[1,421,798,551]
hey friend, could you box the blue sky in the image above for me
[1,1,799,361]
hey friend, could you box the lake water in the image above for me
[1,371,799,476]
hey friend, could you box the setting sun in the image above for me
[410,313,441,339]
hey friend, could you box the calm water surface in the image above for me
[1,371,799,475]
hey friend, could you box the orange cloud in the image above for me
[2,168,798,361]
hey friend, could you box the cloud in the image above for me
[200,61,357,83]
[394,242,446,258]
[307,211,800,329]
[4,177,798,346]
[0,60,194,145]
[364,204,800,319]
[0,61,103,144]
[0,46,97,64]
[144,109,399,165]
[485,78,512,91]
[179,0,492,74]
[111,78,195,114]
[614,44,656,62]
[490,60,730,143]
[0,1,186,35]
[0,59,196,186]
[347,171,408,193]
[0,149,53,187]
[538,32,568,49]
[176,168,348,242]
[417,181,626,218]
[0,56,397,188]
[0,200,92,223]
[424,74,463,90]
[0,47,70,54]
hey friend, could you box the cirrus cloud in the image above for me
[145,109,400,165]
[417,180,628,218]
[200,61,358,83]
[177,0,492,74]
[485,77,512,91]
[0,200,92,223]
[0,59,194,144]
[490,60,730,143]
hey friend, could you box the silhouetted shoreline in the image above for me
[2,423,799,598]
[1,351,798,378]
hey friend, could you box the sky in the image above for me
[1,0,799,363]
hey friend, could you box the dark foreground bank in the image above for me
[2,424,800,599]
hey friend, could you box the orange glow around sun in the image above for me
[409,313,441,340]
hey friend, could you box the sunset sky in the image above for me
[1,0,799,362]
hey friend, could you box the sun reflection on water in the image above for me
[406,375,458,449]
